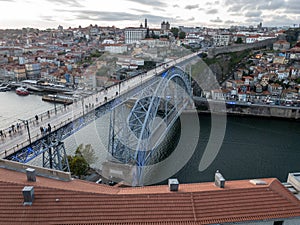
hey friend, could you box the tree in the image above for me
[69,155,89,177]
[78,144,98,165]
[235,37,243,44]
[179,31,186,40]
[67,144,97,177]
[170,27,179,38]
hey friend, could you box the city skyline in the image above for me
[0,0,299,29]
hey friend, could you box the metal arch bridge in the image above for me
[5,66,193,177]
[107,66,192,185]
[108,66,192,162]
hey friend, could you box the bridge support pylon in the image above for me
[42,142,70,172]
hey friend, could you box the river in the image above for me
[0,91,300,184]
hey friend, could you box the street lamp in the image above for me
[19,119,31,146]
[53,94,57,114]
[81,97,84,116]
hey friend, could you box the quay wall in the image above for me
[194,100,300,120]
[226,106,300,119]
[207,38,278,58]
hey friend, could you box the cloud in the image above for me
[245,17,263,23]
[227,5,242,12]
[206,9,218,14]
[244,10,262,17]
[40,15,56,22]
[206,1,220,6]
[282,0,300,14]
[263,14,300,27]
[224,20,237,24]
[57,9,172,24]
[126,0,167,7]
[130,8,150,13]
[153,7,165,12]
[225,0,298,15]
[173,4,179,8]
[188,17,195,21]
[184,4,199,10]
[210,17,222,23]
[45,0,83,7]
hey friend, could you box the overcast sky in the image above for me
[0,0,299,29]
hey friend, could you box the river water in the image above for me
[1,91,300,184]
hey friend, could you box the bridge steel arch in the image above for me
[107,66,192,186]
[5,66,192,179]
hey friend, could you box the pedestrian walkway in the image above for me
[0,63,168,158]
[0,51,200,159]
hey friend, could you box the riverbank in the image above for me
[193,99,300,120]
[196,110,300,122]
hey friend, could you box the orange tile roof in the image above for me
[0,168,300,225]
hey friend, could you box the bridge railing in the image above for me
[0,103,68,137]
[1,51,201,158]
[0,111,84,159]
[0,86,127,158]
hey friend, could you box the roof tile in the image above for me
[0,168,299,225]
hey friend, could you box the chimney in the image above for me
[168,178,179,191]
[26,168,36,182]
[215,170,225,188]
[23,186,34,206]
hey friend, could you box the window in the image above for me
[274,221,283,225]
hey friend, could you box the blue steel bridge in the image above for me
[0,52,201,185]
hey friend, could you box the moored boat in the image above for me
[42,94,73,105]
[15,87,29,96]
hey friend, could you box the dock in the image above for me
[42,94,74,105]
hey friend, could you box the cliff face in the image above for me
[203,50,250,83]
[207,55,230,82]
[190,50,251,98]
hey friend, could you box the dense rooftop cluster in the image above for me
[0,23,296,90]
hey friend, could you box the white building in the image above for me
[124,27,147,44]
[116,55,144,69]
[184,33,205,45]
[246,35,260,44]
[103,44,128,54]
[140,38,170,48]
[213,34,231,46]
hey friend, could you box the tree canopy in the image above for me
[179,31,186,39]
[170,27,179,38]
[170,27,186,39]
[68,144,97,177]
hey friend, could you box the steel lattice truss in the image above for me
[6,66,192,176]
[42,142,69,172]
[5,73,163,171]
[108,66,192,184]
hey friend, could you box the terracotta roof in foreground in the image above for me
[0,168,300,225]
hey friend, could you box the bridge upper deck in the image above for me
[0,52,200,159]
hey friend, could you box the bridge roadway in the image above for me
[0,51,201,159]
